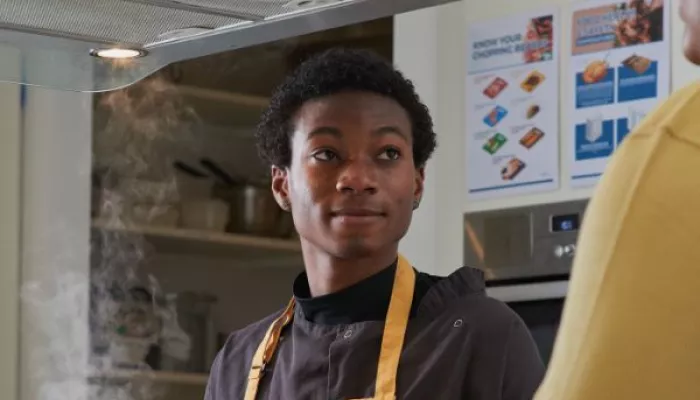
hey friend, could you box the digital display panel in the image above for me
[551,213,580,232]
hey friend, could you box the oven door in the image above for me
[487,281,568,366]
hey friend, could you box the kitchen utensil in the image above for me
[110,287,161,338]
[174,161,214,201]
[106,286,162,368]
[181,199,230,232]
[214,181,282,236]
[200,158,237,186]
[173,160,208,178]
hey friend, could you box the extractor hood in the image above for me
[0,0,454,92]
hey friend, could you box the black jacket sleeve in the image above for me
[204,350,223,400]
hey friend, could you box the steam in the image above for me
[97,73,201,179]
[21,70,202,400]
[90,72,201,399]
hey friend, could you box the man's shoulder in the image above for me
[226,310,280,351]
[420,265,524,334]
[206,310,285,399]
[428,270,543,382]
[213,309,283,375]
[454,288,524,333]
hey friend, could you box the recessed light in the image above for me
[90,48,147,59]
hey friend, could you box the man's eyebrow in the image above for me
[307,126,341,139]
[374,126,409,141]
[305,125,409,141]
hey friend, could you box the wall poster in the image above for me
[466,8,560,200]
[569,0,669,187]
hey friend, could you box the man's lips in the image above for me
[330,208,385,217]
[330,208,386,225]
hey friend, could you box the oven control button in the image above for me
[554,245,565,258]
[564,244,576,257]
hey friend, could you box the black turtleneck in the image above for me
[293,260,443,325]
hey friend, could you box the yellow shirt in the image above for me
[535,82,700,400]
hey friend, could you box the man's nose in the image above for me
[336,158,378,195]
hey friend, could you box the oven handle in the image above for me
[486,281,569,302]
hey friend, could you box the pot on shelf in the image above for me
[213,180,283,237]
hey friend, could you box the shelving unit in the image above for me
[91,220,303,264]
[88,369,208,386]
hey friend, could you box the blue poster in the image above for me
[569,0,670,188]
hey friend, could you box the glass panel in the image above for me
[0,30,166,92]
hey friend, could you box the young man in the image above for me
[205,48,544,400]
[535,1,700,399]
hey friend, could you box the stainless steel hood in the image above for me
[0,0,455,92]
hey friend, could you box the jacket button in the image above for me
[343,329,353,339]
[453,319,463,328]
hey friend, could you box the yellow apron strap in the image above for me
[244,254,416,400]
[244,297,295,400]
[372,254,415,399]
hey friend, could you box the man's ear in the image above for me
[271,165,291,211]
[413,167,425,208]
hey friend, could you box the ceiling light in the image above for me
[90,48,147,59]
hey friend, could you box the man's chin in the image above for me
[329,236,376,259]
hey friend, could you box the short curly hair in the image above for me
[255,48,437,168]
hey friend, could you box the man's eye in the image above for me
[312,149,338,161]
[378,148,401,161]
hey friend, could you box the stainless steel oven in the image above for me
[463,199,588,364]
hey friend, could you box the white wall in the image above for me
[20,87,93,400]
[0,81,21,400]
[394,7,441,274]
[396,0,697,276]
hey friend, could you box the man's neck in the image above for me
[300,242,398,297]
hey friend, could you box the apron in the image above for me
[244,254,416,400]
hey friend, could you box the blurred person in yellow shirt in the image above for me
[535,1,700,398]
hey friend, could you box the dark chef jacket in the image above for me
[205,262,545,400]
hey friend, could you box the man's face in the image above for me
[271,91,424,259]
[681,0,700,64]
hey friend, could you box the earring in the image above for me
[413,199,421,210]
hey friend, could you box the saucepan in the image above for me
[197,159,293,237]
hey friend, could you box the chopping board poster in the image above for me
[568,0,669,187]
[466,8,560,200]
